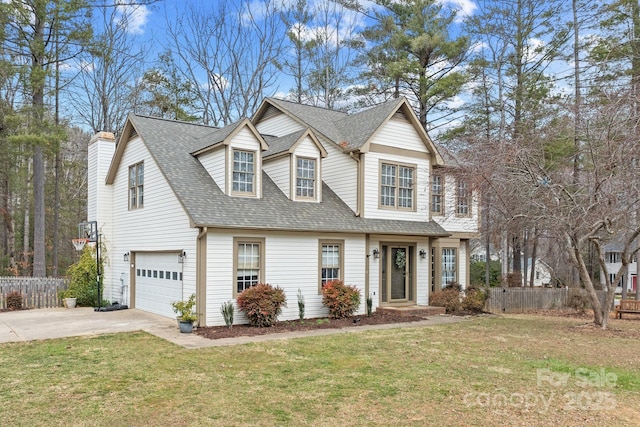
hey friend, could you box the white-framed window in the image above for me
[296,157,316,199]
[431,174,443,214]
[232,150,255,194]
[234,239,264,295]
[319,241,343,292]
[129,162,144,209]
[456,179,470,216]
[606,252,621,263]
[380,162,415,210]
[441,248,456,288]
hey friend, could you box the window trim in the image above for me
[378,160,417,212]
[431,173,444,215]
[456,178,471,217]
[231,149,257,196]
[128,161,144,210]
[233,237,265,297]
[295,156,317,201]
[318,240,344,294]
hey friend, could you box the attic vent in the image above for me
[262,105,282,120]
[129,129,138,140]
[393,110,408,121]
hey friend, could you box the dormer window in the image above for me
[232,150,255,195]
[296,157,316,199]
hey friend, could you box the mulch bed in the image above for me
[195,311,425,340]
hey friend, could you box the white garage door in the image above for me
[135,252,183,318]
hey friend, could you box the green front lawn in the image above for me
[1,315,639,426]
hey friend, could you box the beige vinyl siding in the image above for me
[368,242,380,311]
[263,155,291,198]
[227,127,263,198]
[378,117,431,152]
[321,141,358,212]
[364,151,429,221]
[88,135,115,301]
[204,230,366,326]
[198,148,225,193]
[293,137,322,202]
[458,241,468,290]
[363,118,431,221]
[109,137,198,307]
[416,239,431,306]
[432,174,479,233]
[254,112,303,137]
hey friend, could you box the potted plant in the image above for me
[59,289,77,309]
[171,294,198,333]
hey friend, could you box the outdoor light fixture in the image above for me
[178,251,186,263]
[419,249,427,259]
[372,248,380,259]
[123,252,130,262]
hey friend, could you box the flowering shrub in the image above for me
[322,280,361,319]
[236,283,286,327]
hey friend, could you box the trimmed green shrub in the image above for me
[221,300,234,328]
[462,286,488,313]
[6,291,23,311]
[63,245,103,306]
[236,283,286,327]
[322,280,361,319]
[430,284,462,313]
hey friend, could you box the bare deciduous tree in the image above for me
[164,0,285,126]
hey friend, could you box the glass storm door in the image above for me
[389,246,409,301]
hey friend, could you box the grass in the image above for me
[1,314,639,426]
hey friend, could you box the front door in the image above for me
[381,245,413,303]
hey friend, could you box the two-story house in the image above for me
[600,243,638,294]
[87,97,478,326]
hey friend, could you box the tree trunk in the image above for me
[529,231,538,287]
[523,229,529,287]
[31,3,46,278]
[501,230,508,285]
[21,155,31,274]
[32,145,46,277]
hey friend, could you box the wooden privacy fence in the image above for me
[485,287,607,313]
[0,277,68,309]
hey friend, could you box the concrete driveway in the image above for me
[0,307,469,349]
[0,307,211,348]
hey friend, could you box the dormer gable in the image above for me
[262,129,327,202]
[193,118,268,199]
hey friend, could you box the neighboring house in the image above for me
[523,258,552,287]
[600,244,638,293]
[469,242,552,286]
[87,97,479,326]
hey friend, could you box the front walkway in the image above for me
[0,307,468,348]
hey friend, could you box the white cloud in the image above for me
[438,0,477,22]
[116,2,149,35]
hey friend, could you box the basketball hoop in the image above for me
[72,238,89,252]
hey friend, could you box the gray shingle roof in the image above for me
[189,119,244,153]
[128,114,449,237]
[262,129,306,158]
[264,97,405,150]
